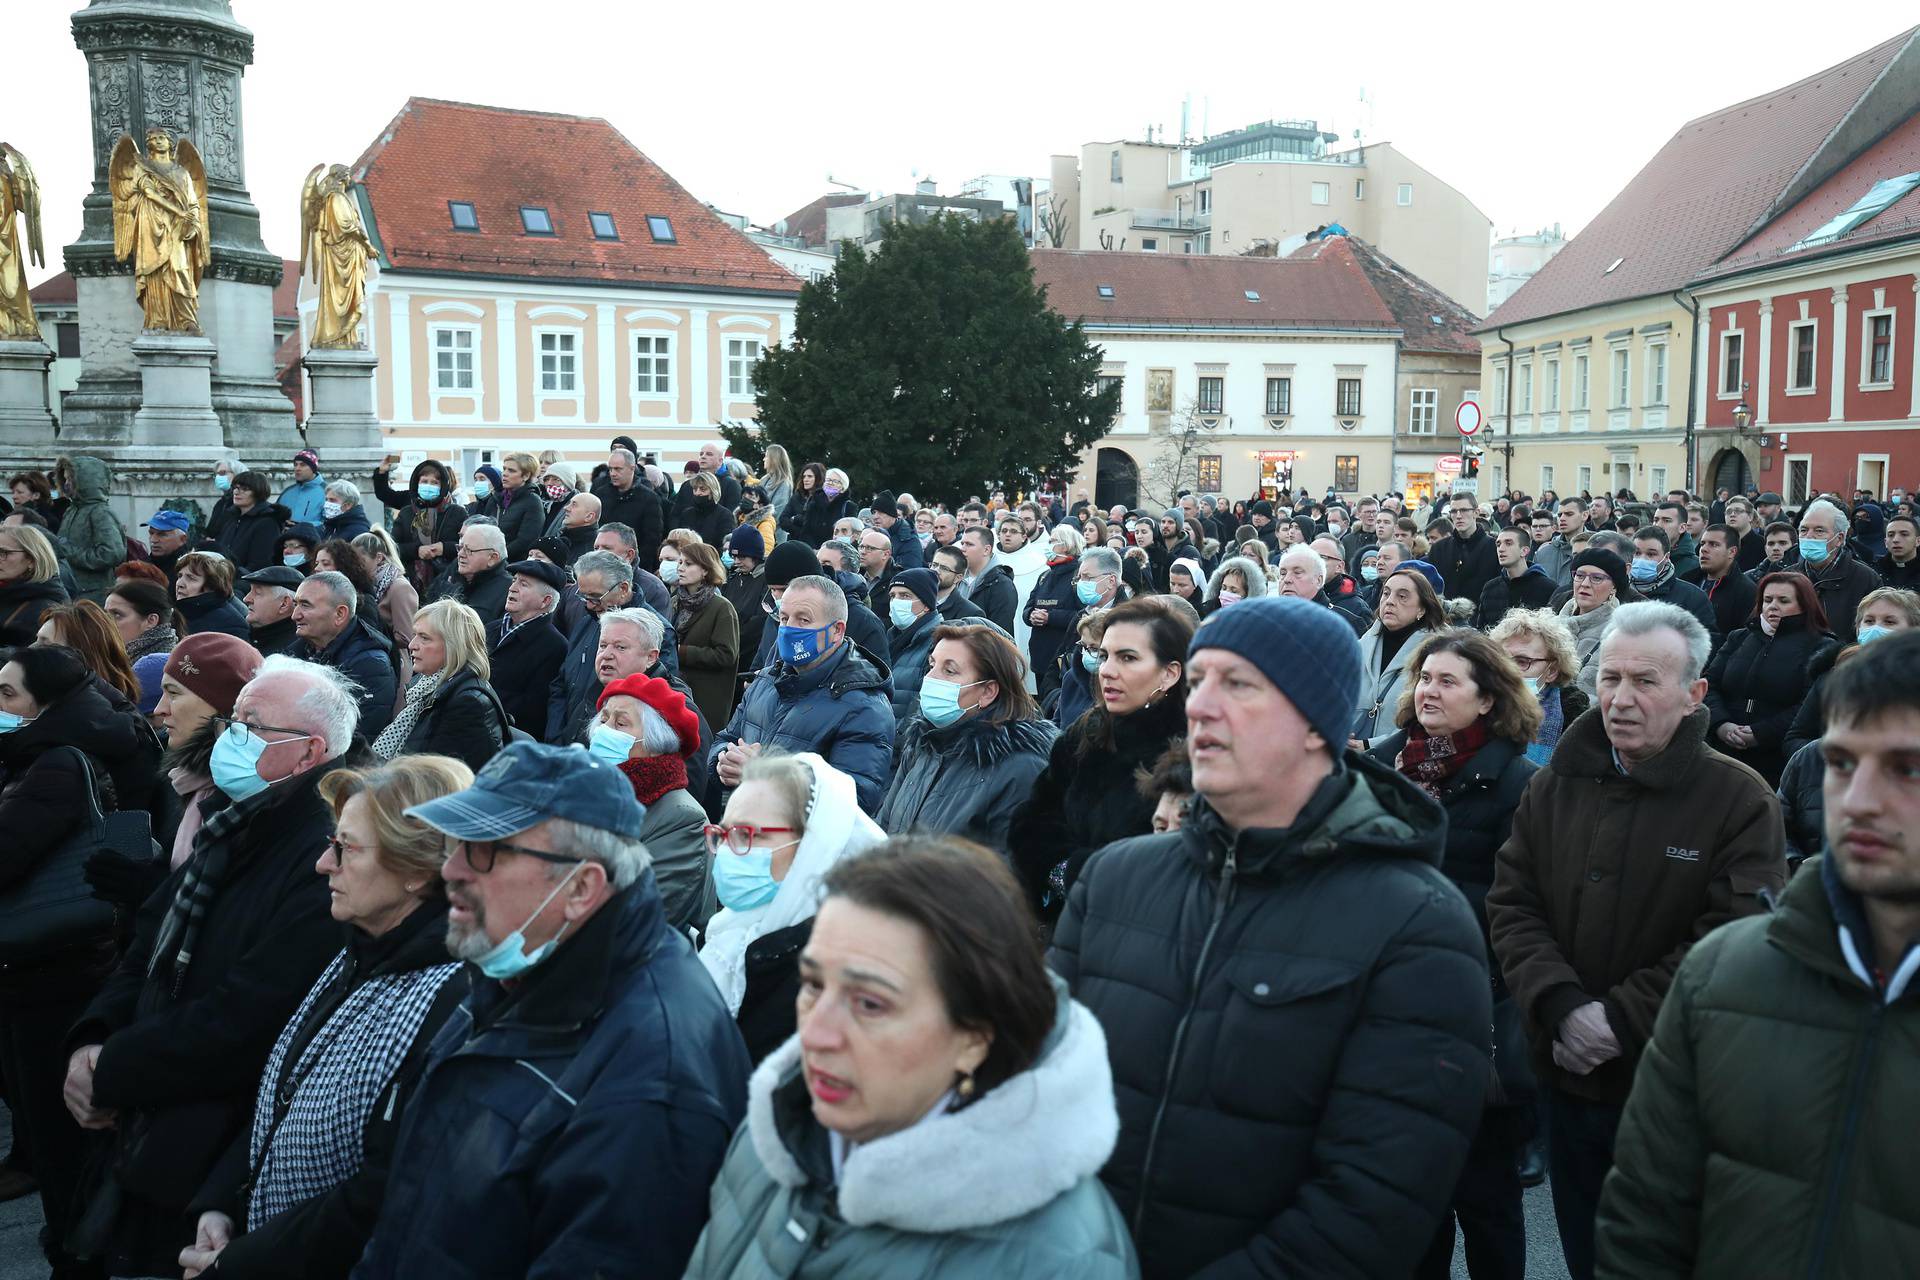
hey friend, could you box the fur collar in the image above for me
[746,981,1118,1232]
[897,713,1058,770]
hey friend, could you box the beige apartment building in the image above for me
[1049,119,1492,320]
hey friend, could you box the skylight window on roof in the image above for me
[1097,284,1115,298]
[448,201,478,232]
[589,212,619,240]
[1244,290,1261,301]
[1605,257,1624,274]
[520,206,554,236]
[647,215,676,243]
[1792,172,1920,250]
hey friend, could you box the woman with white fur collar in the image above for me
[685,837,1137,1279]
[698,751,886,1062]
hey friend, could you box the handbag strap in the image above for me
[57,746,109,838]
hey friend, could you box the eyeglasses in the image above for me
[579,589,620,605]
[703,823,799,856]
[1508,654,1549,672]
[210,714,311,746]
[450,839,587,875]
[320,834,375,868]
[1571,572,1612,587]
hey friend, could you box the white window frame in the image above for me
[1408,387,1438,434]
[1265,376,1292,416]
[534,327,580,395]
[1786,318,1819,393]
[1310,182,1330,206]
[1518,360,1533,414]
[431,324,479,393]
[726,336,764,399]
[632,331,674,398]
[1397,183,1413,206]
[1545,358,1560,411]
[1197,375,1225,415]
[1784,453,1812,506]
[1574,352,1590,410]
[1354,178,1365,200]
[1336,376,1363,417]
[1650,465,1669,494]
[1861,308,1897,389]
[1645,340,1668,406]
[1576,464,1593,494]
[1539,464,1555,494]
[1611,346,1632,409]
[1492,364,1508,415]
[1141,237,1159,252]
[1858,452,1891,496]
[1718,327,1746,398]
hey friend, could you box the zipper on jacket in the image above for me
[1804,1001,1884,1279]
[1131,841,1238,1238]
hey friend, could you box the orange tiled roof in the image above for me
[1031,241,1398,331]
[353,97,800,297]
[1292,235,1479,356]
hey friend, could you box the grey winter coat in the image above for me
[683,980,1137,1280]
[55,455,128,602]
[1352,621,1436,747]
[877,714,1057,854]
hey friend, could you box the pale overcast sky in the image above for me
[11,1,1911,288]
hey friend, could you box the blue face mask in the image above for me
[0,710,34,734]
[1361,565,1380,583]
[283,551,307,568]
[474,863,583,980]
[919,676,985,727]
[1629,557,1660,583]
[1075,578,1104,605]
[659,560,681,586]
[213,473,233,491]
[1522,675,1542,696]
[472,479,491,499]
[1080,648,1101,672]
[713,844,792,912]
[776,622,835,665]
[889,598,918,629]
[721,552,735,570]
[588,722,637,767]
[210,721,310,801]
[1857,625,1893,645]
[1799,536,1830,564]
[416,483,442,503]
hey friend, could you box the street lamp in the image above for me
[1732,399,1752,431]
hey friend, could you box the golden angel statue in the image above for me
[110,128,210,332]
[300,164,377,348]
[0,143,44,340]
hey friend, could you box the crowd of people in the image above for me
[0,438,1913,1279]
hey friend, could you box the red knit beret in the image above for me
[596,674,700,757]
[162,632,265,716]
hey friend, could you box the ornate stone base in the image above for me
[0,340,54,436]
[0,441,234,540]
[299,344,389,487]
[131,332,223,447]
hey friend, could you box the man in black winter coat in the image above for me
[287,572,399,738]
[1432,493,1500,605]
[957,528,1017,634]
[1875,513,1920,589]
[1797,500,1880,643]
[488,560,569,733]
[1052,596,1489,1279]
[1476,527,1558,628]
[591,448,663,569]
[1697,524,1758,638]
[425,522,512,621]
[64,658,359,1276]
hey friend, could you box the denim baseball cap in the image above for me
[405,741,646,841]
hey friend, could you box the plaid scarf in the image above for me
[1527,685,1566,766]
[1396,719,1491,799]
[147,788,268,993]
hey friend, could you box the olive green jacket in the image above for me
[1595,857,1920,1277]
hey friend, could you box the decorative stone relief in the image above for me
[142,59,191,137]
[199,67,241,183]
[90,58,132,174]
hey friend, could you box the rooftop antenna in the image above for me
[1181,94,1191,144]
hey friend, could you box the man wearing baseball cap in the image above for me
[279,449,327,527]
[1052,595,1491,1278]
[146,509,192,581]
[356,741,749,1279]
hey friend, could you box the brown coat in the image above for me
[1486,703,1785,1103]
[674,589,740,730]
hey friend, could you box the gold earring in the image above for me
[956,1071,975,1100]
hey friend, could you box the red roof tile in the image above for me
[1482,28,1917,331]
[777,192,867,247]
[1293,235,1478,355]
[354,98,800,297]
[1031,242,1398,331]
[274,259,300,320]
[29,271,75,305]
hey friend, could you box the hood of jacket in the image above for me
[1181,748,1445,882]
[65,454,112,503]
[898,712,1058,770]
[747,976,1118,1232]
[1551,701,1710,788]
[1513,563,1551,585]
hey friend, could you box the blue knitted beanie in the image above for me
[1188,595,1361,747]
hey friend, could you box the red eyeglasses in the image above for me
[703,823,798,856]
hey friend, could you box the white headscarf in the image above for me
[698,753,887,1014]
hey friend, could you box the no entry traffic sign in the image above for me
[1455,400,1483,436]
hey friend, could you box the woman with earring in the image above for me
[1008,595,1194,926]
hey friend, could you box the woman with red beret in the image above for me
[590,673,713,935]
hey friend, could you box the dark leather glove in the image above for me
[83,849,167,910]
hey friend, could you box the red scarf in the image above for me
[618,753,689,806]
[1396,719,1491,799]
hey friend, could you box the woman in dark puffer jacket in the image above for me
[373,459,467,592]
[1704,572,1838,786]
[878,623,1058,855]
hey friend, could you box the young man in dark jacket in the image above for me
[353,742,750,1278]
[1696,524,1757,638]
[1052,596,1491,1279]
[1596,633,1920,1277]
[1488,602,1785,1280]
[64,658,357,1277]
[1432,492,1500,605]
[956,528,1017,634]
[1476,526,1558,628]
[1874,512,1920,588]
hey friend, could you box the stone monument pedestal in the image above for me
[301,344,390,482]
[130,332,223,447]
[0,340,55,436]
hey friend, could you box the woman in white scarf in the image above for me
[699,751,885,1062]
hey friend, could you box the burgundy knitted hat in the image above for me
[162,632,264,716]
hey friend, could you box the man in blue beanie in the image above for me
[1051,594,1493,1279]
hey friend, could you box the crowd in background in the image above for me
[0,437,1913,1279]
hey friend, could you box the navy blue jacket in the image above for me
[885,608,941,722]
[545,606,679,744]
[290,616,398,739]
[351,874,749,1280]
[883,515,924,570]
[321,503,372,543]
[712,641,894,814]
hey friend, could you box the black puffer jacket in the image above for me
[1781,639,1847,766]
[376,463,467,586]
[1007,693,1186,918]
[1777,738,1826,867]
[776,489,848,548]
[396,669,509,770]
[176,589,251,639]
[1050,755,1492,1279]
[0,576,68,647]
[217,501,290,575]
[494,485,547,561]
[1021,556,1081,696]
[877,713,1058,854]
[1704,615,1839,784]
[735,918,811,1065]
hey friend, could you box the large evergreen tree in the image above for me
[721,214,1117,503]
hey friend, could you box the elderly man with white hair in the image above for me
[1796,497,1879,642]
[1310,534,1374,631]
[489,556,570,734]
[1275,543,1366,635]
[425,518,512,620]
[321,477,371,540]
[64,656,365,1276]
[351,742,750,1279]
